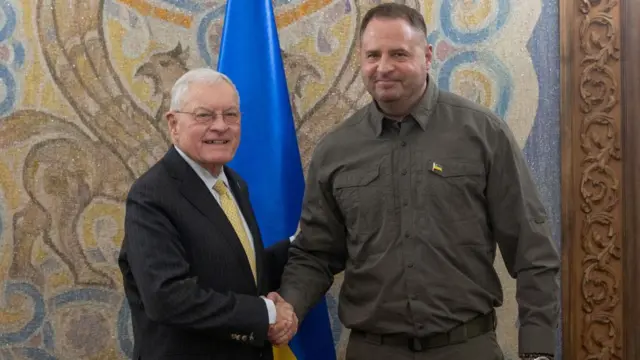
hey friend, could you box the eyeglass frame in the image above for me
[173,107,242,125]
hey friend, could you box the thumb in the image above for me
[267,292,283,302]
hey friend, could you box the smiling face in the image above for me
[167,80,241,175]
[359,17,432,115]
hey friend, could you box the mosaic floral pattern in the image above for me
[0,0,24,116]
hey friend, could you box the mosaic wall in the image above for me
[0,0,560,359]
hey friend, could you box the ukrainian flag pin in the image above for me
[431,162,443,173]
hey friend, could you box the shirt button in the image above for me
[403,200,408,206]
[404,233,410,238]
[407,262,414,268]
[410,294,417,300]
[400,141,407,147]
[417,324,424,330]
[401,169,407,175]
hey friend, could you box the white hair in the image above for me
[169,68,240,110]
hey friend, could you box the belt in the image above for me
[352,312,496,352]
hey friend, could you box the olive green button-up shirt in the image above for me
[280,75,560,355]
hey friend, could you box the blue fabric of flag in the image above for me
[217,1,337,359]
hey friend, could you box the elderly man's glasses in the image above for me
[175,108,241,125]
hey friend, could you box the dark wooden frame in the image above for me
[561,0,639,358]
[621,0,640,357]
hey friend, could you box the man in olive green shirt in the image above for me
[274,3,559,360]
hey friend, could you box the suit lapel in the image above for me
[225,167,266,292]
[162,147,257,289]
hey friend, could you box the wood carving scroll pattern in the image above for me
[578,0,622,359]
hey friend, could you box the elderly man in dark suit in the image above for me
[118,67,297,360]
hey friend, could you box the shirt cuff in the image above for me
[518,325,556,355]
[262,297,276,325]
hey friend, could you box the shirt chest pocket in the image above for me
[333,165,388,234]
[422,160,487,222]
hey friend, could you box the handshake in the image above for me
[266,292,298,346]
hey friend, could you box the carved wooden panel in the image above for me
[560,0,624,359]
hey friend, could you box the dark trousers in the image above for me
[346,330,504,360]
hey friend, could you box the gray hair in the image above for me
[169,68,241,110]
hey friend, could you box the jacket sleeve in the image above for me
[486,119,560,356]
[119,182,270,346]
[264,238,291,292]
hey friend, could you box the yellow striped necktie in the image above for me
[213,179,257,282]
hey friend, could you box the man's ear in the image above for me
[425,43,433,71]
[166,112,178,137]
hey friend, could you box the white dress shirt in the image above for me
[174,146,277,324]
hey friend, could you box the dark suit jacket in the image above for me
[118,146,290,360]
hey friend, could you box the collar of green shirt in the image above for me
[368,73,439,137]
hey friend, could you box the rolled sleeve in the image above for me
[485,119,560,355]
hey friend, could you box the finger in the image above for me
[276,325,291,336]
[268,323,281,332]
[267,292,282,302]
[270,324,290,338]
[269,330,288,344]
[287,312,296,322]
[276,302,292,311]
[269,323,286,336]
[275,332,292,346]
[269,324,289,339]
[278,307,294,321]
[272,335,287,346]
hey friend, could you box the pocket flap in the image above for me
[429,160,484,177]
[334,166,380,188]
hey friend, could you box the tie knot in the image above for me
[213,179,227,195]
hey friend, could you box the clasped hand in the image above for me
[266,292,298,346]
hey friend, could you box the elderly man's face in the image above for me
[167,81,241,175]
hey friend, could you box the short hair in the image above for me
[169,68,240,110]
[359,3,428,38]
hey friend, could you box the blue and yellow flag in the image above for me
[217,1,337,359]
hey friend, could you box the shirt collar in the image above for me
[174,145,230,191]
[368,73,439,137]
